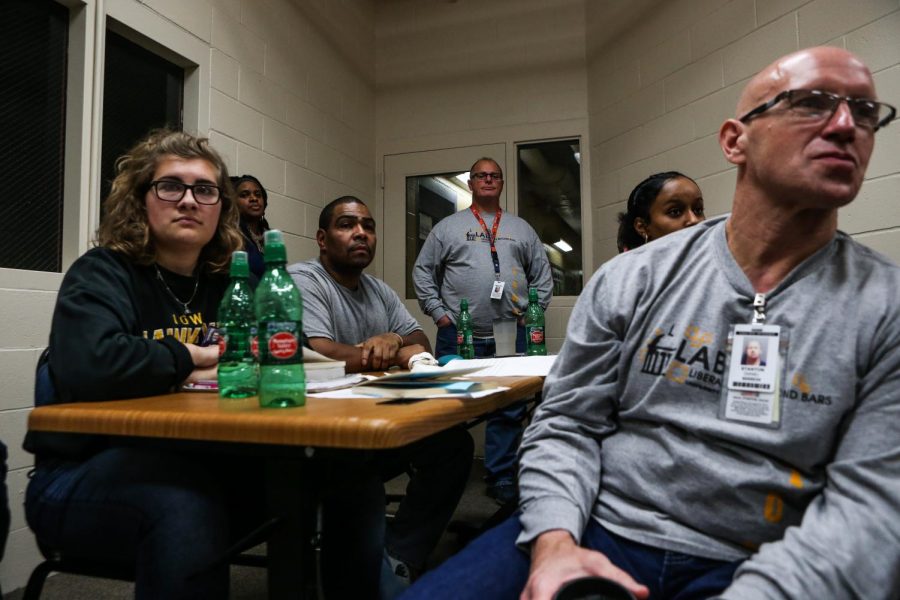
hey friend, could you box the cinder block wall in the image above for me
[205,0,377,261]
[586,0,900,266]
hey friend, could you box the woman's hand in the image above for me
[185,366,218,384]
[184,343,219,368]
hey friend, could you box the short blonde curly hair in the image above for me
[97,129,243,273]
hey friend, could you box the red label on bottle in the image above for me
[456,332,464,345]
[251,336,259,358]
[269,332,299,359]
[529,327,545,344]
[218,336,227,357]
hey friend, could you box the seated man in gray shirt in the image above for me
[400,47,900,600]
[289,196,474,589]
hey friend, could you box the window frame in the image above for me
[0,0,209,288]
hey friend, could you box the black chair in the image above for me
[23,518,276,600]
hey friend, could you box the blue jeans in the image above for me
[435,325,528,483]
[26,446,386,599]
[379,426,474,570]
[400,515,742,600]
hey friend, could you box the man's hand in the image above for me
[521,531,649,600]
[436,315,452,328]
[185,343,219,368]
[356,333,403,369]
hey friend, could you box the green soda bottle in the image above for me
[217,251,258,403]
[456,298,475,359]
[255,230,306,408]
[525,287,547,356]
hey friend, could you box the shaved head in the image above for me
[721,45,879,218]
[736,47,874,117]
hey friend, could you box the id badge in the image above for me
[490,280,505,300]
[719,324,786,428]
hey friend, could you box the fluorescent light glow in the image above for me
[455,173,469,185]
[553,239,573,252]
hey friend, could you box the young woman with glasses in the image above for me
[24,129,388,598]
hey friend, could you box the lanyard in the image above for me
[470,206,502,278]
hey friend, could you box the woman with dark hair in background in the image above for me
[231,174,271,278]
[617,171,705,252]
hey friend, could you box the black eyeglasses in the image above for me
[738,89,896,132]
[471,171,503,181]
[150,180,222,205]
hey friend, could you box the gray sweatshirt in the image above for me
[412,208,553,336]
[518,216,900,598]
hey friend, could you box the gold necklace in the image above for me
[248,228,265,252]
[155,264,200,314]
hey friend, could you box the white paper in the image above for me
[308,386,509,400]
[306,374,366,393]
[452,355,557,377]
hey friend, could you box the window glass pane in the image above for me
[101,30,183,204]
[517,140,583,296]
[404,172,471,299]
[0,0,68,272]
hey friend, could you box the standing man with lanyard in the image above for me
[413,157,553,505]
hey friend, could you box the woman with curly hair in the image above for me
[24,129,256,597]
[24,129,387,599]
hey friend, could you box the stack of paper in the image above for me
[303,347,346,382]
[349,364,504,400]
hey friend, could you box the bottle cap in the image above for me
[230,250,250,277]
[263,229,287,263]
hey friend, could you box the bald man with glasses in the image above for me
[401,46,899,600]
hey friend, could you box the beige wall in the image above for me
[586,0,900,266]
[0,0,375,592]
[375,0,590,353]
[3,0,899,593]
[205,0,377,261]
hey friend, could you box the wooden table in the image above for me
[28,375,543,598]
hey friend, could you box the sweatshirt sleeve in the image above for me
[717,313,900,599]
[49,250,194,403]
[516,267,622,548]
[412,226,448,324]
[524,225,553,308]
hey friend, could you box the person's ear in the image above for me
[467,178,474,193]
[720,118,748,166]
[316,228,326,251]
[634,218,649,242]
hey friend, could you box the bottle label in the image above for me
[269,331,299,359]
[456,331,464,346]
[464,332,474,345]
[251,335,259,359]
[218,336,227,357]
[528,327,545,344]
